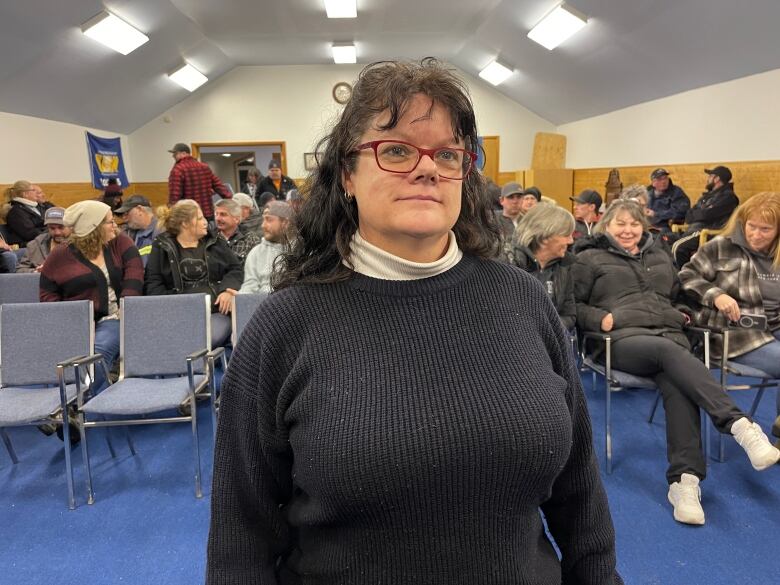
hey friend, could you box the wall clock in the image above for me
[332,82,352,105]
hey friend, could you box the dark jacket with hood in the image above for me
[684,183,739,231]
[571,232,689,348]
[645,181,690,227]
[257,175,297,201]
[144,231,244,305]
[511,245,576,330]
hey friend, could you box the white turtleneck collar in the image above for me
[347,230,463,281]
[13,197,39,208]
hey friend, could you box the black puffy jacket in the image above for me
[511,245,576,331]
[571,232,689,348]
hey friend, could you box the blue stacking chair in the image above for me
[73,293,211,504]
[0,273,41,305]
[0,300,93,509]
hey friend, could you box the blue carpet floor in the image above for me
[1,374,778,584]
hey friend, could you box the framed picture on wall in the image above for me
[304,152,318,171]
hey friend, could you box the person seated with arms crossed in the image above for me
[236,201,293,294]
[144,200,243,348]
[213,198,260,264]
[40,201,143,393]
[206,58,622,585]
[116,195,161,268]
[572,198,779,526]
[510,202,576,331]
[17,207,70,272]
[679,191,780,450]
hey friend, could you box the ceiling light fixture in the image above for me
[332,43,357,64]
[222,153,232,158]
[168,63,209,92]
[324,0,357,19]
[479,60,514,86]
[81,11,149,55]
[527,2,588,50]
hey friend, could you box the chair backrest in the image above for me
[0,273,41,305]
[0,300,93,386]
[120,293,210,378]
[231,293,267,346]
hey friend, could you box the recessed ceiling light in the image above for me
[479,60,514,86]
[527,2,588,50]
[81,11,149,55]
[324,0,357,19]
[168,63,209,92]
[332,43,357,64]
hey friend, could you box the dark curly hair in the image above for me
[273,58,500,290]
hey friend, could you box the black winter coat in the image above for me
[511,246,577,331]
[5,200,45,246]
[571,233,689,348]
[684,184,739,231]
[144,232,244,304]
[257,175,297,200]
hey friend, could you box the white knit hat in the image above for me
[63,200,111,237]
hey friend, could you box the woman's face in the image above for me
[185,209,208,239]
[606,209,643,253]
[537,232,573,260]
[101,212,117,242]
[342,94,464,257]
[744,215,778,254]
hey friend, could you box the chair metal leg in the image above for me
[0,428,18,464]
[125,427,137,456]
[104,419,117,459]
[748,384,767,417]
[191,396,203,499]
[647,390,662,423]
[208,356,218,442]
[606,378,613,475]
[79,413,95,505]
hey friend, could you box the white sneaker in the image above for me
[668,473,705,525]
[731,417,780,471]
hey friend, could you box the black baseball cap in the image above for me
[115,195,151,214]
[650,168,670,180]
[704,166,732,184]
[168,143,191,154]
[570,189,602,209]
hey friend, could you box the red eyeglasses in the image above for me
[353,140,477,180]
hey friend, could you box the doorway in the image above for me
[192,142,287,193]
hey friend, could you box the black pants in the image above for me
[611,335,745,483]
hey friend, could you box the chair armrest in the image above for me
[206,347,226,361]
[699,228,724,247]
[62,353,105,368]
[185,348,209,362]
[671,223,688,234]
[582,331,611,344]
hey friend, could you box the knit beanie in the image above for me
[64,200,111,237]
[264,200,292,219]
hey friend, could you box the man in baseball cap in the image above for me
[237,201,294,294]
[257,159,297,200]
[167,141,231,221]
[17,207,71,273]
[167,143,191,154]
[117,195,161,267]
[671,165,738,266]
[646,168,690,232]
[570,190,602,241]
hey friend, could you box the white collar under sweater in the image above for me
[347,230,463,280]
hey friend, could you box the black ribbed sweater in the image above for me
[206,255,622,585]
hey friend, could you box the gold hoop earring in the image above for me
[345,191,354,201]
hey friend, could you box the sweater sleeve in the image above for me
[116,235,144,296]
[206,310,294,585]
[539,302,623,585]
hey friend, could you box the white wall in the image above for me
[128,64,555,181]
[559,67,780,169]
[0,111,131,183]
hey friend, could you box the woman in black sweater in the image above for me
[572,199,779,525]
[206,59,622,585]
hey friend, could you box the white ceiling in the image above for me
[2,0,780,133]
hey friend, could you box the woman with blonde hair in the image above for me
[4,180,46,246]
[40,200,144,392]
[144,200,243,347]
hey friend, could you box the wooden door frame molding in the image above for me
[191,141,288,175]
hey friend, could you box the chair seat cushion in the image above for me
[81,375,206,416]
[0,384,78,425]
[583,358,657,389]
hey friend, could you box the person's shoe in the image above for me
[667,473,705,525]
[731,417,780,471]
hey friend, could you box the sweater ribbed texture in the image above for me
[206,255,621,585]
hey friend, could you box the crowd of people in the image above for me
[2,57,780,583]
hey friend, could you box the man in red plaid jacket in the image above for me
[167,143,232,220]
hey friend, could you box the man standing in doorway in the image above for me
[257,160,296,201]
[167,142,231,222]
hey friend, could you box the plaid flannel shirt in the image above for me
[168,155,231,218]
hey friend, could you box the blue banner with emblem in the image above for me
[85,131,130,189]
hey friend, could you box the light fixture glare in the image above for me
[82,11,149,55]
[479,60,514,86]
[527,2,588,50]
[332,43,357,64]
[168,63,209,92]
[324,0,357,18]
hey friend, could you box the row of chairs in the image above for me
[0,291,267,509]
[582,327,779,473]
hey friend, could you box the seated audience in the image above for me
[214,199,261,264]
[645,168,690,231]
[257,159,296,200]
[495,182,524,241]
[231,193,263,236]
[510,203,576,331]
[238,201,292,294]
[17,207,70,272]
[144,200,243,348]
[255,191,276,211]
[241,167,263,200]
[523,186,543,205]
[40,201,143,392]
[4,180,47,246]
[100,178,124,213]
[570,189,602,241]
[671,166,739,266]
[572,198,779,525]
[117,195,161,267]
[679,192,780,377]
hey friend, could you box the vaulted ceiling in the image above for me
[3,0,780,133]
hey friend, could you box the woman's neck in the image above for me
[177,232,200,248]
